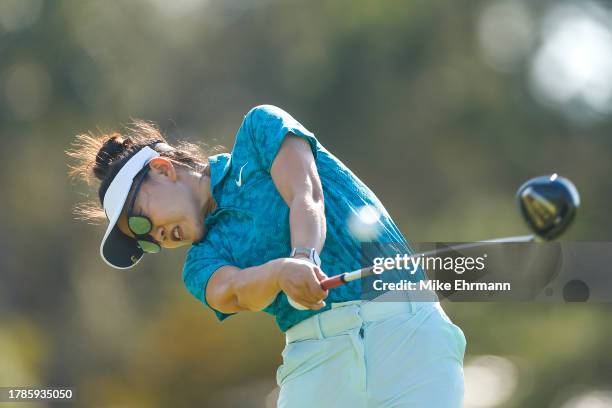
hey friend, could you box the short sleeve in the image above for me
[243,105,318,171]
[182,241,234,321]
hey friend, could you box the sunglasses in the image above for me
[127,166,162,254]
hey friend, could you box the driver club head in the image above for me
[516,174,580,241]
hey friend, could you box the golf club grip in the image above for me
[320,274,346,290]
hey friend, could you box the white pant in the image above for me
[277,301,466,408]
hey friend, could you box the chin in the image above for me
[176,241,191,248]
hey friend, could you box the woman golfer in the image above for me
[69,105,466,407]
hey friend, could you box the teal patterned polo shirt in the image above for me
[182,105,421,332]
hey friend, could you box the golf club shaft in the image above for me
[320,234,535,290]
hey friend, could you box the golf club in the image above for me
[319,174,580,290]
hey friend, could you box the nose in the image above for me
[152,226,166,243]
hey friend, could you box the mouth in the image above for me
[171,225,183,242]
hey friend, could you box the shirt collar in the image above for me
[207,153,232,204]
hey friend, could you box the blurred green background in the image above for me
[1,0,611,407]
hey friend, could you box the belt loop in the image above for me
[314,314,324,339]
[356,303,364,323]
[406,287,414,314]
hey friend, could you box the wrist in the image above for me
[290,247,321,266]
[270,258,287,291]
[293,255,311,262]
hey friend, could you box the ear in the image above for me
[148,157,177,182]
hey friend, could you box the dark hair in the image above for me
[67,119,221,224]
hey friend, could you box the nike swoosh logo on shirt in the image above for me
[236,162,248,187]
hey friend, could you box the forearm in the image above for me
[207,260,283,313]
[289,196,326,253]
[270,134,326,254]
[208,256,329,314]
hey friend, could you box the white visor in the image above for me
[100,146,160,269]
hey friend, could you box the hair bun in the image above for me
[93,133,130,181]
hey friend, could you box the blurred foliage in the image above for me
[0,0,611,407]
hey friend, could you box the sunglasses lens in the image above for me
[129,216,152,235]
[138,240,161,254]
